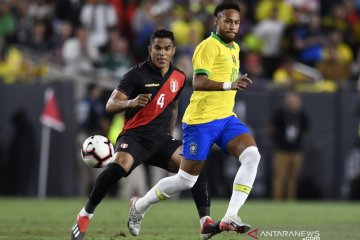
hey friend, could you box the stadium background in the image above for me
[0,0,360,212]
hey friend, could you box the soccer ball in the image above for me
[81,135,114,168]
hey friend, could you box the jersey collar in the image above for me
[211,32,236,49]
[146,58,174,79]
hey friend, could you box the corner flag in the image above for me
[38,88,65,198]
[40,88,65,132]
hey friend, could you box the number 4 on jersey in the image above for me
[157,94,165,108]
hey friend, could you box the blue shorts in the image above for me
[182,116,250,160]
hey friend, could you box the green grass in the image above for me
[0,198,359,240]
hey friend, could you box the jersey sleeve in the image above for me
[116,68,137,97]
[192,40,218,76]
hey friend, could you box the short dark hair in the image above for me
[150,29,175,46]
[214,1,241,17]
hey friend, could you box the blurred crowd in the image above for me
[1,0,360,91]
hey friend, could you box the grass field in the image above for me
[0,198,359,240]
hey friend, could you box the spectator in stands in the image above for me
[0,38,23,84]
[62,25,96,74]
[294,12,326,66]
[273,55,318,87]
[101,33,133,79]
[10,0,32,45]
[170,6,204,48]
[54,0,81,25]
[28,0,53,22]
[256,0,293,24]
[131,0,154,36]
[286,0,320,13]
[253,7,285,78]
[322,4,349,36]
[0,0,15,39]
[26,20,51,52]
[237,1,253,40]
[80,0,117,54]
[1,0,359,92]
[111,0,137,38]
[51,20,73,64]
[177,29,199,57]
[343,0,360,53]
[282,8,308,58]
[130,0,156,61]
[189,0,214,36]
[316,29,353,83]
[270,91,310,200]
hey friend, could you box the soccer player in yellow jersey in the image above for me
[128,2,261,239]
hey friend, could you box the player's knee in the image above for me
[113,152,134,173]
[196,170,208,184]
[176,169,198,189]
[239,146,261,167]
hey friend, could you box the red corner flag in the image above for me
[40,88,65,132]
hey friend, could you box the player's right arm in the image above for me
[107,67,152,114]
[106,90,152,114]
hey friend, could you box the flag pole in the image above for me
[38,125,51,199]
[38,88,65,199]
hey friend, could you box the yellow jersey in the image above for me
[183,33,240,124]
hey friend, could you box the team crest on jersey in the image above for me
[190,142,198,155]
[170,79,179,93]
[232,55,237,65]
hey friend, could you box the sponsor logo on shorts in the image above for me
[190,142,197,155]
[120,143,128,148]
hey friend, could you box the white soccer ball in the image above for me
[81,135,114,168]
